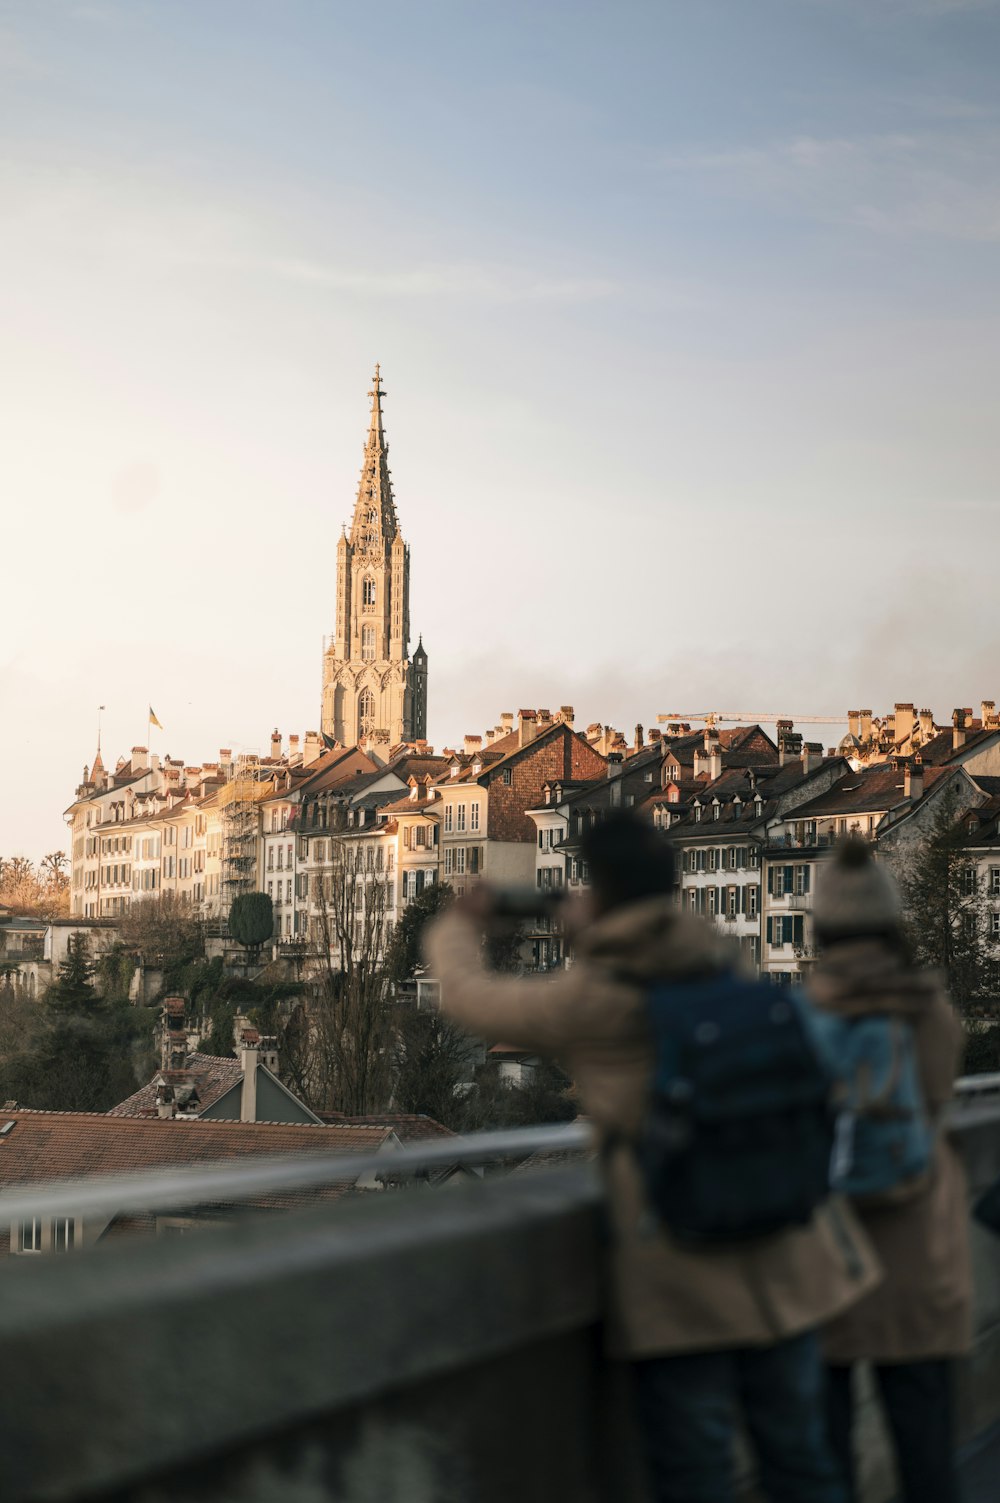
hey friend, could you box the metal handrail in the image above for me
[955,1073,1000,1097]
[0,1122,593,1224]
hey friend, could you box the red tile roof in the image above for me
[0,1110,392,1210]
[318,1113,457,1143]
[108,1053,242,1118]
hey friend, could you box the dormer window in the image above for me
[472,760,482,775]
[693,803,702,823]
[450,764,459,778]
[713,801,721,821]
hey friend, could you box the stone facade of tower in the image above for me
[321,368,428,748]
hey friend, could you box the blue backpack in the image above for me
[806,1012,932,1205]
[638,974,835,1245]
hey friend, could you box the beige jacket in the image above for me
[808,942,972,1364]
[426,899,880,1359]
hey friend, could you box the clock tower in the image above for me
[321,367,428,748]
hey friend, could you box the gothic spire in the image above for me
[349,363,399,547]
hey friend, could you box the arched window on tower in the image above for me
[359,688,376,736]
[361,625,376,661]
[362,576,376,608]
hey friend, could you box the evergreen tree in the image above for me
[46,932,102,1013]
[384,882,453,987]
[895,791,997,1011]
[228,892,274,962]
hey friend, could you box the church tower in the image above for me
[321,367,428,748]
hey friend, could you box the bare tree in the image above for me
[0,855,68,918]
[281,840,394,1114]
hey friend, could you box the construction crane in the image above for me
[656,711,843,727]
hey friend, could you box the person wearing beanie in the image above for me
[426,812,878,1503]
[807,838,971,1503]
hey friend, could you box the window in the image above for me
[358,687,376,735]
[362,625,376,661]
[501,768,512,786]
[18,1218,42,1253]
[457,804,466,832]
[286,879,292,902]
[313,840,326,862]
[963,866,977,896]
[748,886,758,920]
[362,576,376,607]
[53,1217,75,1253]
[469,846,481,875]
[992,913,1000,937]
[991,868,1000,896]
[444,805,453,833]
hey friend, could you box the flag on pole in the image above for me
[149,706,163,731]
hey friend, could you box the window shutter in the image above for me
[803,865,811,892]
[767,866,774,895]
[784,865,793,892]
[766,916,773,944]
[793,915,804,946]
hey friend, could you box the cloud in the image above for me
[657,129,1000,242]
[255,256,620,305]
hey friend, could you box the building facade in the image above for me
[321,367,428,749]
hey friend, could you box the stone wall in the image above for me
[0,1112,997,1502]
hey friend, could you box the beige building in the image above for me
[321,367,428,750]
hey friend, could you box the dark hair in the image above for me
[579,811,676,913]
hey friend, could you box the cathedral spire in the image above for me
[350,363,398,546]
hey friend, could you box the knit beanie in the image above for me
[813,837,904,941]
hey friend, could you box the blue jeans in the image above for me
[632,1330,847,1503]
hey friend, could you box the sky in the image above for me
[2,0,999,858]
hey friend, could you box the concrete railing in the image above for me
[0,1113,997,1502]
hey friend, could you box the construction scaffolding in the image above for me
[220,753,270,924]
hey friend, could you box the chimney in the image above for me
[219,748,234,778]
[607,752,623,807]
[463,734,482,757]
[239,1029,261,1121]
[634,724,645,754]
[904,757,924,801]
[302,731,323,766]
[859,710,873,743]
[155,1082,176,1120]
[559,705,575,727]
[801,741,822,775]
[161,996,187,1073]
[776,722,802,767]
[894,703,915,749]
[288,734,301,764]
[919,707,934,742]
[271,728,282,760]
[953,709,966,751]
[607,752,623,779]
[500,712,514,734]
[983,700,997,729]
[131,745,149,774]
[518,709,538,748]
[259,1035,279,1074]
[648,728,661,744]
[184,766,200,791]
[848,710,860,740]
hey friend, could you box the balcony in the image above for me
[0,1109,997,1501]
